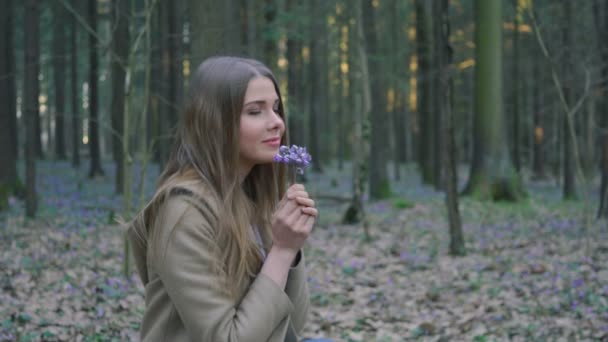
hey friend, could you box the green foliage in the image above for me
[392,197,414,210]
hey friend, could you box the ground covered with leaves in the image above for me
[1,161,607,341]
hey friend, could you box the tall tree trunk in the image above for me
[6,0,18,161]
[561,0,576,200]
[149,6,161,166]
[463,0,524,201]
[245,0,257,57]
[24,0,39,217]
[415,0,434,185]
[263,0,278,69]
[224,0,241,54]
[512,1,521,172]
[286,0,304,146]
[189,1,224,64]
[53,1,67,160]
[343,0,370,241]
[0,0,19,208]
[111,0,129,193]
[532,54,545,179]
[308,0,323,173]
[437,0,464,256]
[594,0,608,217]
[432,0,444,190]
[88,0,104,177]
[364,0,391,199]
[71,0,80,168]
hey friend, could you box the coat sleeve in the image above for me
[285,251,310,336]
[152,197,297,342]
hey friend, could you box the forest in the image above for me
[1,0,607,340]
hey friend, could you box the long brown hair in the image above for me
[133,56,288,296]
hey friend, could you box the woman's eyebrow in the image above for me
[244,99,279,106]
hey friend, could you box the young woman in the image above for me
[128,56,321,341]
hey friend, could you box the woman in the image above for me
[128,56,320,341]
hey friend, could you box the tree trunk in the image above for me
[149,6,161,166]
[343,0,370,241]
[263,0,278,69]
[364,0,391,199]
[224,0,241,54]
[0,0,19,208]
[595,0,608,218]
[432,0,445,190]
[286,0,304,146]
[189,1,224,64]
[111,0,129,193]
[245,0,257,57]
[24,0,39,217]
[532,40,545,179]
[308,0,322,173]
[561,0,576,200]
[437,0,464,256]
[463,0,524,201]
[53,1,67,160]
[71,0,81,168]
[415,0,434,185]
[88,0,104,178]
[512,1,521,172]
[6,0,18,161]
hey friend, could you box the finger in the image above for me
[301,207,318,217]
[303,214,315,233]
[295,197,315,207]
[287,183,305,193]
[287,190,310,200]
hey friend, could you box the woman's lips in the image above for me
[263,137,281,146]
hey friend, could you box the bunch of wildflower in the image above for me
[273,145,312,175]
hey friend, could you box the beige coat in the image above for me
[128,192,310,342]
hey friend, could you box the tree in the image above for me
[53,1,67,160]
[0,0,19,209]
[308,0,323,173]
[285,0,305,147]
[189,2,227,64]
[70,0,81,168]
[432,0,445,190]
[531,29,546,180]
[24,0,40,217]
[88,0,104,178]
[561,0,576,200]
[463,0,525,201]
[415,0,434,185]
[111,0,129,193]
[364,0,392,199]
[437,0,465,256]
[343,0,371,241]
[511,0,522,172]
[594,0,608,217]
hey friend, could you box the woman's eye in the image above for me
[248,110,261,115]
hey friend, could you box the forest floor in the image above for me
[1,160,607,341]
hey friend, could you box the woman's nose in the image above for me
[269,111,284,131]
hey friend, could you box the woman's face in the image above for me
[239,76,285,175]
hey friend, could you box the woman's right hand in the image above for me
[270,183,317,253]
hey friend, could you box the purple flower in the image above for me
[274,145,312,175]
